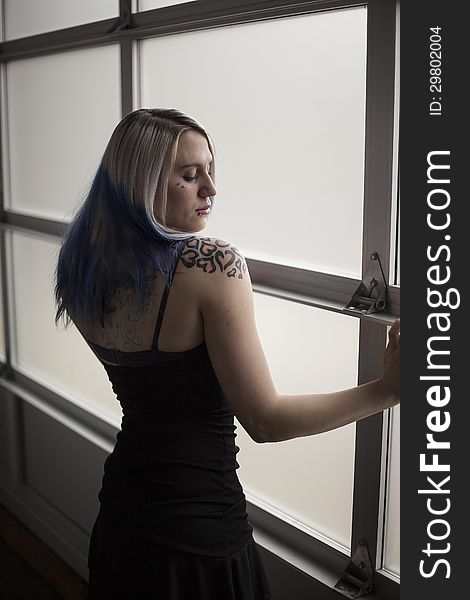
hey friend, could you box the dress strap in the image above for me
[151,239,189,351]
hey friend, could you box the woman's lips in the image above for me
[196,198,212,215]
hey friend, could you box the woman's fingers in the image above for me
[388,319,400,349]
[379,319,400,399]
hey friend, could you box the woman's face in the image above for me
[163,129,216,232]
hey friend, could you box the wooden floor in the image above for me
[0,503,88,599]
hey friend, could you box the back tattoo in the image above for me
[181,238,247,279]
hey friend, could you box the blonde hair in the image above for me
[55,108,215,328]
[102,107,215,239]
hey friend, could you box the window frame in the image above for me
[0,1,399,597]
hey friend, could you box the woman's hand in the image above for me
[380,318,400,401]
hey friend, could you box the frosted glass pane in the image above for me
[396,210,400,286]
[4,0,118,40]
[5,46,121,220]
[236,293,359,551]
[0,248,5,361]
[395,4,400,287]
[9,231,122,424]
[140,8,367,278]
[383,405,400,575]
[139,0,188,10]
[389,0,400,286]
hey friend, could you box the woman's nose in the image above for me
[199,178,217,198]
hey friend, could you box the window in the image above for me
[0,1,399,595]
[381,405,400,576]
[240,293,358,550]
[7,230,120,422]
[138,0,188,10]
[3,0,119,41]
[4,45,120,221]
[0,244,5,361]
[140,7,367,278]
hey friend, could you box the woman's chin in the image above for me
[191,216,208,233]
[163,217,207,234]
[178,220,206,234]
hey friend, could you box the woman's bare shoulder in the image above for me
[178,236,248,280]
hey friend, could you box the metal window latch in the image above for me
[344,252,387,315]
[334,539,374,598]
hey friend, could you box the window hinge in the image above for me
[344,252,387,315]
[334,539,374,598]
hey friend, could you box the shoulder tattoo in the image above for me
[181,238,247,279]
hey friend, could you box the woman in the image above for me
[54,108,400,599]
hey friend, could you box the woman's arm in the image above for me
[192,239,400,443]
[267,379,398,443]
[266,320,400,442]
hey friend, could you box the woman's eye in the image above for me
[183,172,213,182]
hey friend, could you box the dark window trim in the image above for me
[1,212,67,238]
[120,38,133,117]
[353,0,398,580]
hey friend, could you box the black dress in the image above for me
[85,240,272,599]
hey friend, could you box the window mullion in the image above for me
[351,0,397,587]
